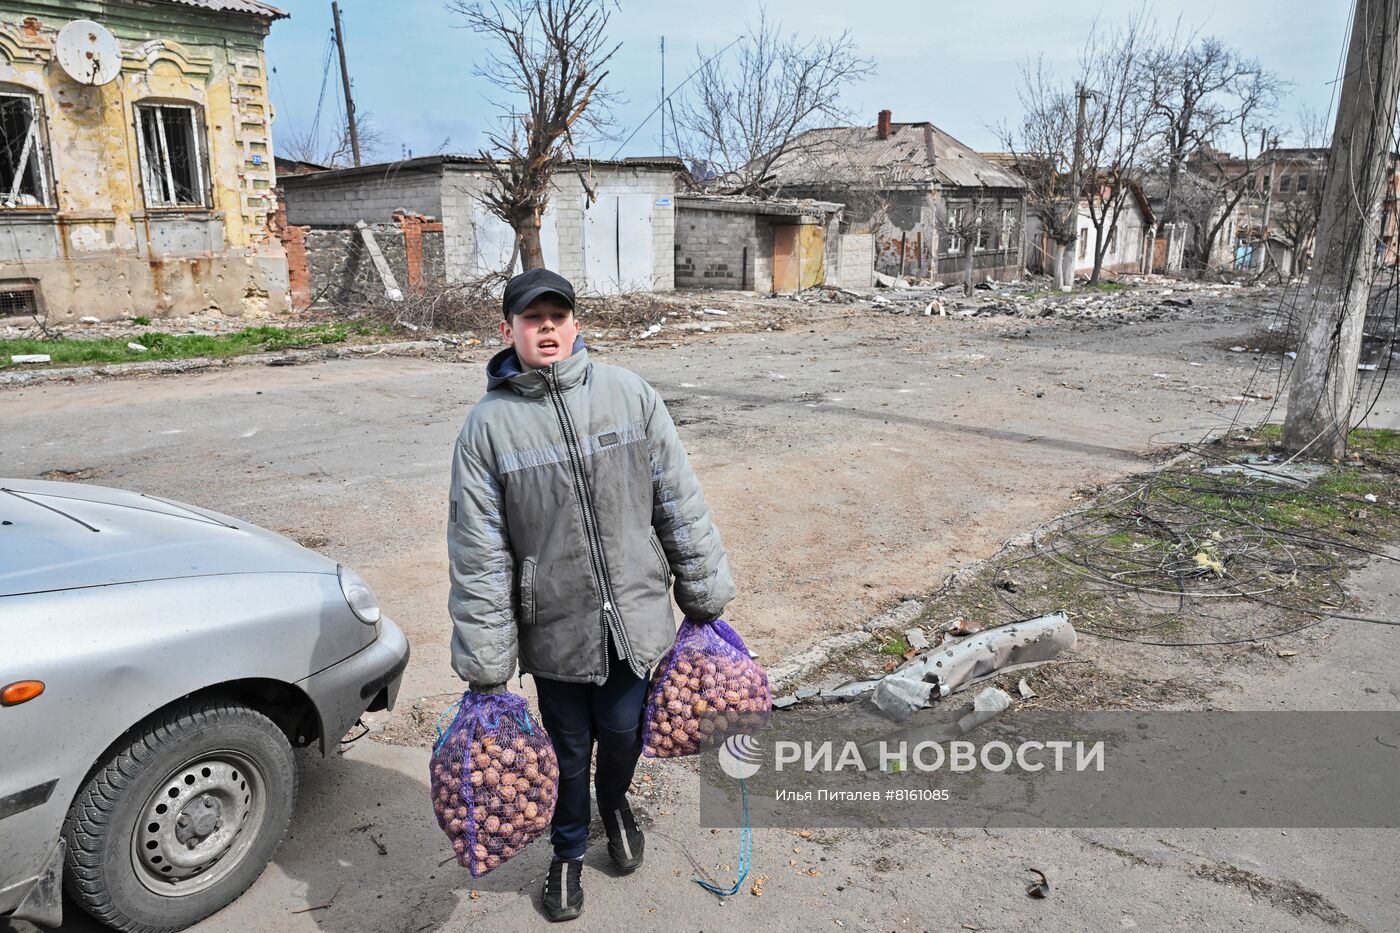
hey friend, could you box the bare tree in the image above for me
[1272,107,1331,274]
[676,9,873,194]
[449,0,619,270]
[1145,32,1283,268]
[944,192,1008,296]
[279,110,387,169]
[1077,14,1157,284]
[999,60,1080,288]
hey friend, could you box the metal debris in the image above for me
[872,613,1075,721]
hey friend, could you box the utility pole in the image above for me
[660,36,666,156]
[1060,83,1090,291]
[332,1,361,167]
[1284,0,1400,458]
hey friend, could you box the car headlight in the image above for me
[338,565,381,624]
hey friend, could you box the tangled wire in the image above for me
[978,446,1400,647]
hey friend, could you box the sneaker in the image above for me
[600,803,644,873]
[542,857,583,922]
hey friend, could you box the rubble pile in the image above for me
[800,275,1272,326]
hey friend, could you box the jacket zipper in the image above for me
[541,365,643,680]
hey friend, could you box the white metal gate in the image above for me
[581,192,654,294]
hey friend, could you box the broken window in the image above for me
[1000,208,1014,250]
[1078,227,1088,259]
[135,103,209,208]
[946,207,964,254]
[974,213,990,252]
[1298,174,1310,193]
[1279,175,1292,193]
[0,90,51,209]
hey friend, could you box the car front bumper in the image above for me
[298,616,410,754]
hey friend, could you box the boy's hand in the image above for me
[686,616,721,625]
[470,682,510,695]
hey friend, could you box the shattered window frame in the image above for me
[0,87,54,210]
[946,207,964,255]
[999,208,1014,251]
[1298,174,1309,193]
[134,101,211,210]
[974,210,990,252]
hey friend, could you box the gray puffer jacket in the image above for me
[448,338,735,686]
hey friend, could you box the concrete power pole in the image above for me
[1284,0,1400,458]
[332,1,362,168]
[1060,84,1090,292]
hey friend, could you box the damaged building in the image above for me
[673,193,860,292]
[278,155,679,301]
[0,0,290,323]
[762,110,1027,286]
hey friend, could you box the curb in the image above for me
[0,339,453,388]
[767,598,926,692]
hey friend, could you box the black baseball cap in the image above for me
[502,268,576,319]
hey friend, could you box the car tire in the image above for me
[62,699,297,933]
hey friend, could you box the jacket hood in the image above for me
[485,335,589,398]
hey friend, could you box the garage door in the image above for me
[582,192,654,294]
[470,205,558,277]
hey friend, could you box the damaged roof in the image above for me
[155,0,289,19]
[766,121,1027,191]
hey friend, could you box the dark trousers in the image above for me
[533,642,648,860]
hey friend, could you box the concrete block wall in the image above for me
[675,208,759,289]
[281,171,443,227]
[836,233,875,287]
[559,167,676,293]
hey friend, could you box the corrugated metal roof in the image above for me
[156,0,289,20]
[766,122,1026,191]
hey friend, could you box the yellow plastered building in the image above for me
[0,0,289,322]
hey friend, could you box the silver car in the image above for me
[0,479,410,931]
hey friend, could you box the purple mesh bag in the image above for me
[642,618,772,759]
[430,691,559,877]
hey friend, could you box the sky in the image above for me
[263,0,1353,166]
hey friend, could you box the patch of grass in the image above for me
[1090,281,1127,291]
[878,634,911,657]
[132,315,152,326]
[0,320,392,370]
[1350,426,1400,456]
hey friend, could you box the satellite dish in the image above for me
[56,20,122,87]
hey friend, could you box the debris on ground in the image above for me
[871,614,1074,720]
[1026,868,1051,899]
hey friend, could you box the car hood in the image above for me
[0,479,338,597]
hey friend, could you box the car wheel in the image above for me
[62,700,297,933]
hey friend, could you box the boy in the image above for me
[448,268,735,922]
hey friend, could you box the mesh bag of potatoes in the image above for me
[430,691,559,877]
[642,618,773,758]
